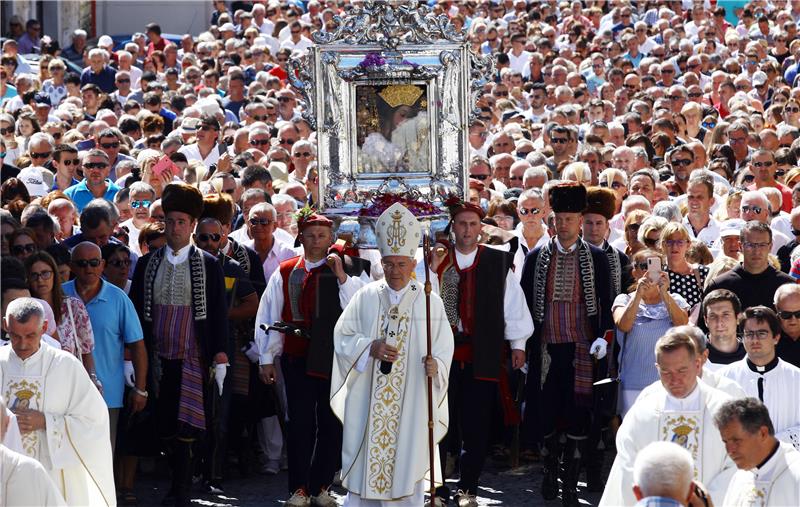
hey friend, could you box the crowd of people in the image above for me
[2,1,800,506]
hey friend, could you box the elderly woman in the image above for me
[660,222,709,310]
[613,249,690,416]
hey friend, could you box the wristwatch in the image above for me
[132,387,149,398]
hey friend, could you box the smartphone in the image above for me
[151,155,181,177]
[647,257,662,283]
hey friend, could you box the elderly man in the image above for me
[256,211,369,507]
[747,149,793,213]
[64,150,121,212]
[719,307,800,449]
[26,132,54,169]
[331,202,454,506]
[0,298,115,505]
[600,331,735,507]
[717,398,800,506]
[62,29,88,66]
[80,48,116,93]
[242,202,297,284]
[632,442,695,507]
[774,284,800,367]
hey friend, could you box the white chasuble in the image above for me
[600,381,735,507]
[331,280,454,503]
[0,343,116,506]
[722,443,800,507]
[1,444,66,506]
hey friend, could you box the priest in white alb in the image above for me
[331,202,454,506]
[0,298,116,506]
[600,329,735,507]
[716,398,800,507]
[718,307,800,450]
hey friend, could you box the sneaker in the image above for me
[260,460,280,475]
[286,489,312,507]
[454,490,478,507]
[311,489,338,507]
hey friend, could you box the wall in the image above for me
[95,0,214,37]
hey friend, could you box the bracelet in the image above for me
[132,387,148,398]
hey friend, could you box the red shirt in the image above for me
[147,37,167,56]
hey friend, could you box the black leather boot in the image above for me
[561,437,586,507]
[540,433,560,500]
[172,438,195,507]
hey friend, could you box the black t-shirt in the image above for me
[707,340,746,366]
[778,332,800,369]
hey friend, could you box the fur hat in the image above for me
[583,186,616,220]
[549,182,587,214]
[201,193,235,225]
[161,182,204,219]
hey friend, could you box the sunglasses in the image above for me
[116,78,130,83]
[131,199,152,209]
[199,125,218,132]
[251,115,267,121]
[0,127,13,135]
[599,181,624,189]
[197,233,221,242]
[671,158,693,167]
[293,151,312,157]
[742,174,755,183]
[100,142,120,149]
[626,223,641,231]
[250,139,270,146]
[84,162,108,169]
[550,137,568,144]
[634,262,649,271]
[785,107,800,113]
[689,92,703,98]
[518,207,540,215]
[278,138,296,146]
[73,258,102,268]
[60,158,80,166]
[249,218,273,226]
[752,161,773,168]
[12,244,37,255]
[741,205,763,214]
[471,174,489,180]
[277,97,293,103]
[29,270,53,281]
[778,310,800,320]
[108,258,131,268]
[702,121,716,129]
[31,151,52,159]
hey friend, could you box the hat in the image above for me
[161,182,204,219]
[375,202,421,258]
[220,23,236,32]
[445,195,486,219]
[752,71,768,87]
[98,35,114,48]
[17,166,49,197]
[179,117,201,135]
[583,186,616,220]
[267,161,289,189]
[549,182,587,214]
[719,218,745,238]
[201,193,235,225]
[296,208,333,232]
[33,93,51,107]
[195,97,222,117]
[73,29,87,38]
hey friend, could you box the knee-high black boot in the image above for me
[540,433,560,500]
[561,437,586,507]
[173,438,195,507]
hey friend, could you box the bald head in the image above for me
[72,241,102,260]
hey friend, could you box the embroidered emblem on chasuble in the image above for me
[4,378,43,457]
[366,301,412,495]
[659,412,703,478]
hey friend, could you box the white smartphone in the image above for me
[647,257,662,282]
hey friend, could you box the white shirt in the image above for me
[243,238,299,282]
[506,50,532,74]
[683,215,721,250]
[178,142,220,169]
[280,36,313,54]
[166,243,191,265]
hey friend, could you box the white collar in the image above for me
[304,257,326,270]
[664,381,701,411]
[167,244,191,265]
[455,247,478,269]
[555,236,579,253]
[10,342,45,366]
[386,281,412,304]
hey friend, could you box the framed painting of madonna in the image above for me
[288,0,494,218]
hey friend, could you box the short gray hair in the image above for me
[652,201,683,223]
[633,441,693,500]
[249,202,276,221]
[4,298,45,325]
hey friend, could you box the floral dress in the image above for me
[57,296,95,357]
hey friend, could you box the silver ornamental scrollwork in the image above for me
[286,53,317,130]
[312,0,463,49]
[469,51,495,122]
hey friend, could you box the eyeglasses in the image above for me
[31,151,52,159]
[84,162,108,169]
[100,142,120,149]
[197,233,222,242]
[668,95,683,101]
[131,199,152,209]
[278,138,296,146]
[785,107,800,113]
[518,207,540,215]
[293,151,312,157]
[741,205,763,215]
[599,181,624,189]
[752,161,774,168]
[11,244,36,255]
[108,258,131,268]
[742,241,770,250]
[250,139,270,146]
[741,330,772,341]
[73,258,102,268]
[689,92,703,98]
[471,174,489,180]
[249,218,273,226]
[778,310,800,320]
[671,158,693,167]
[665,239,687,247]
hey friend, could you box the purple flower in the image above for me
[359,53,386,68]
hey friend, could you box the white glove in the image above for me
[244,341,260,364]
[124,360,135,387]
[590,338,608,360]
[214,363,227,395]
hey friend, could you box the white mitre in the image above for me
[375,202,421,258]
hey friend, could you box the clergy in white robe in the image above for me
[714,398,800,507]
[0,298,115,506]
[331,203,454,506]
[600,330,735,507]
[718,307,800,450]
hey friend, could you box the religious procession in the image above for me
[1,1,800,506]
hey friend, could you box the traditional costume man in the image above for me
[129,183,230,507]
[600,332,735,507]
[255,211,370,507]
[428,197,533,507]
[520,183,614,504]
[331,202,454,506]
[0,298,115,506]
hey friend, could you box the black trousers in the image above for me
[281,355,342,496]
[442,362,498,495]
[540,343,591,438]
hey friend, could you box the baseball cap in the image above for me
[268,161,289,190]
[719,219,746,238]
[18,166,50,197]
[98,35,114,49]
[220,23,236,32]
[752,71,768,87]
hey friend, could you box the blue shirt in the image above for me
[80,65,117,93]
[64,178,121,212]
[62,279,143,408]
[635,497,683,507]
